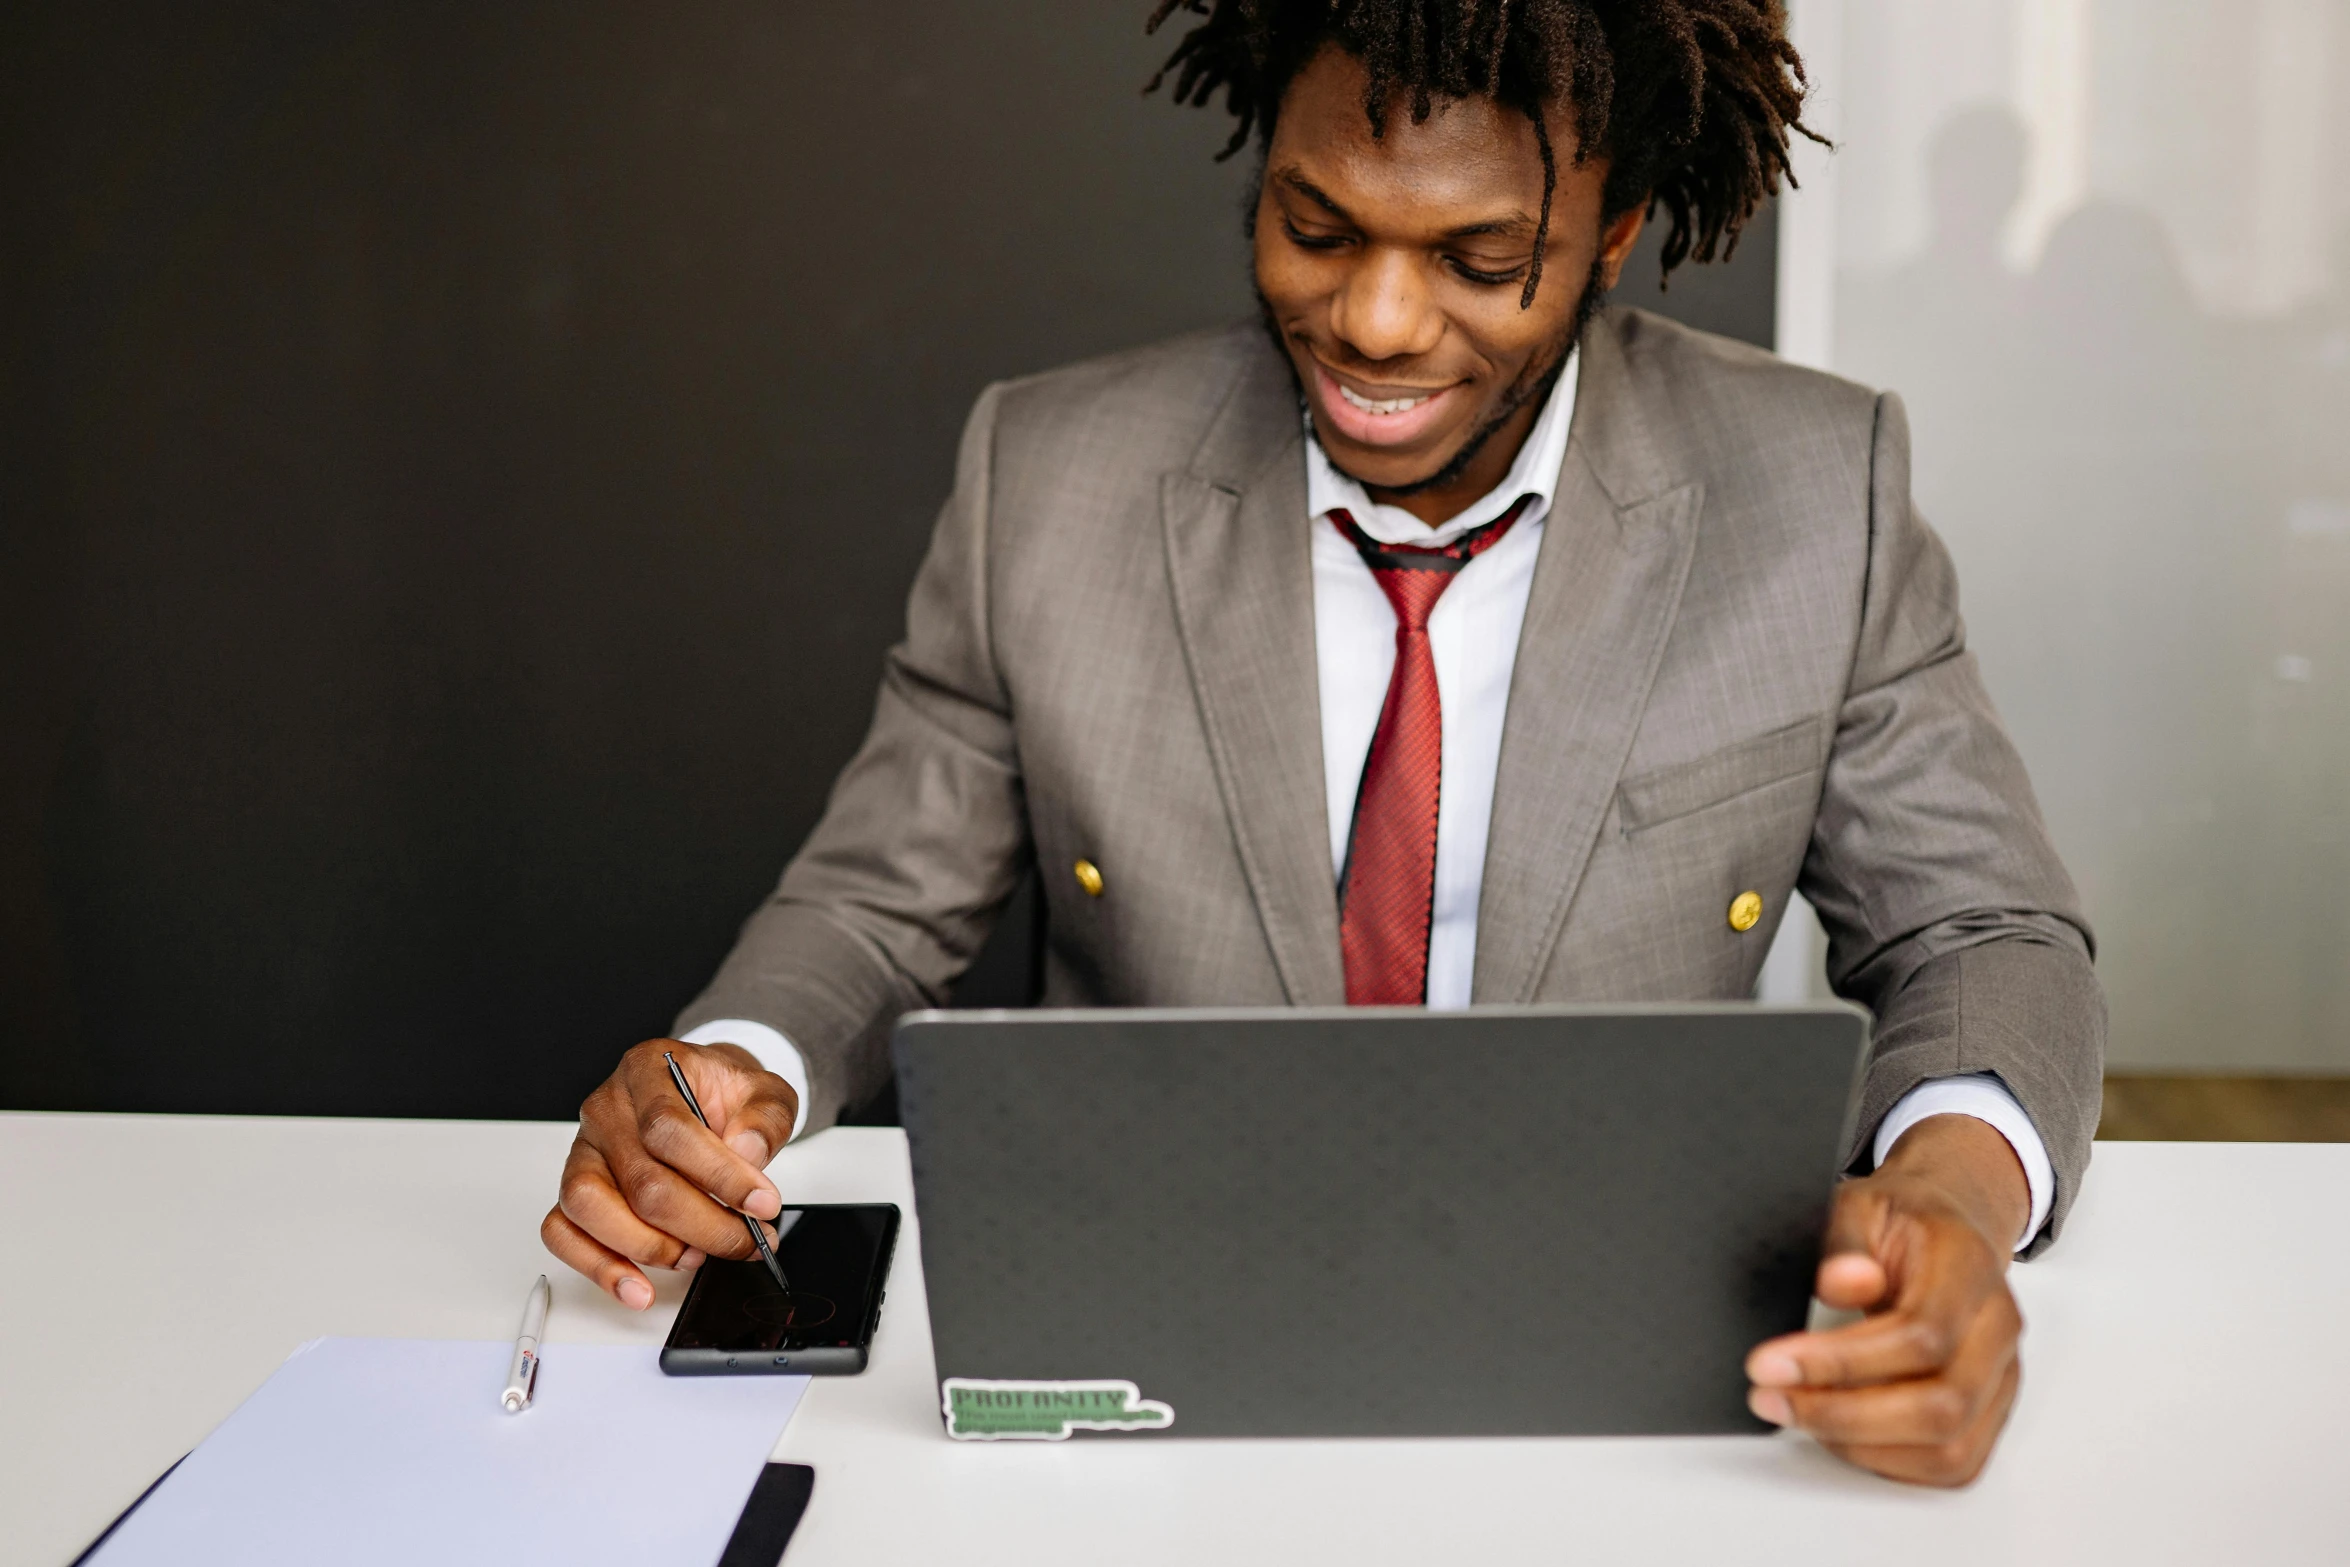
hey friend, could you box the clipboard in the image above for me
[75,1338,811,1566]
[78,1458,816,1567]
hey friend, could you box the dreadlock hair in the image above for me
[1143,0,1817,308]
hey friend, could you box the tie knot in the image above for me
[1328,496,1533,632]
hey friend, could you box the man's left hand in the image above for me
[1744,1114,2032,1487]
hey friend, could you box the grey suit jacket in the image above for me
[679,308,2106,1250]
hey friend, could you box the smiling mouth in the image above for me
[1333,381,1437,416]
[1311,361,1461,449]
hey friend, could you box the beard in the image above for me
[1259,253,1612,500]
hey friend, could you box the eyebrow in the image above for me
[1278,171,1353,220]
[1444,213,1538,239]
[1273,168,1538,241]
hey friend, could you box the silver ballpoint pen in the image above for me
[501,1274,550,1412]
[663,1051,793,1299]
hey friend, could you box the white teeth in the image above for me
[1336,382,1433,416]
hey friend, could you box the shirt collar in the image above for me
[1303,347,1580,547]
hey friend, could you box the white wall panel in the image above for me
[1782,0,2350,1068]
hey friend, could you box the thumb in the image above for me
[718,1073,799,1172]
[1815,1181,1893,1312]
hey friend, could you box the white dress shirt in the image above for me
[694,350,2056,1250]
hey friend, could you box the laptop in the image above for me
[892,1003,1868,1440]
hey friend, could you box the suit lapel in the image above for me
[1160,349,1348,1006]
[1473,314,1705,1002]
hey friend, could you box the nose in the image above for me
[1327,245,1444,365]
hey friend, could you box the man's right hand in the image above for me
[541,1038,802,1310]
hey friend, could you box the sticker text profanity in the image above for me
[941,1378,1175,1441]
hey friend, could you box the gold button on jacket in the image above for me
[1728,891,1763,932]
[1073,858,1104,897]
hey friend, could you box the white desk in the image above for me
[3,1113,2344,1566]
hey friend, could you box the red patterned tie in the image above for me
[1331,496,1534,1005]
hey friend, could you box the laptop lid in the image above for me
[893,1003,1868,1439]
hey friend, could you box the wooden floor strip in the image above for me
[2098,1075,2350,1141]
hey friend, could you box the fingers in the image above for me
[541,1203,656,1310]
[1811,1180,1894,1312]
[712,1065,800,1177]
[1754,1288,2020,1447]
[571,1112,764,1263]
[1750,1289,1988,1391]
[1813,1251,1889,1312]
[555,1137,691,1268]
[615,1041,785,1222]
[1751,1187,2004,1391]
[1819,1356,2022,1489]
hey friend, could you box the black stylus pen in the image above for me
[663,1050,793,1299]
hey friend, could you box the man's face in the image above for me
[1254,46,1645,522]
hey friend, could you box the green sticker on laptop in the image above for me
[942,1378,1175,1440]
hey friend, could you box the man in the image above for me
[543,0,2102,1487]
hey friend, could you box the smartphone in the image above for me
[660,1203,900,1376]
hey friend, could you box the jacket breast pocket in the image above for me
[1615,715,1829,835]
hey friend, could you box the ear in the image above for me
[1594,204,1648,291]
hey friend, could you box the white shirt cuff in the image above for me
[676,1018,811,1146]
[1872,1072,2055,1253]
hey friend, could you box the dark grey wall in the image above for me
[0,4,1775,1120]
[1619,200,1777,349]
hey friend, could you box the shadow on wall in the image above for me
[1837,105,2350,1074]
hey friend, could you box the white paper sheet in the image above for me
[89,1337,808,1566]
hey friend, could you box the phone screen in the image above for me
[661,1203,899,1375]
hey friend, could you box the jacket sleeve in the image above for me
[673,382,1031,1132]
[1800,391,2107,1256]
